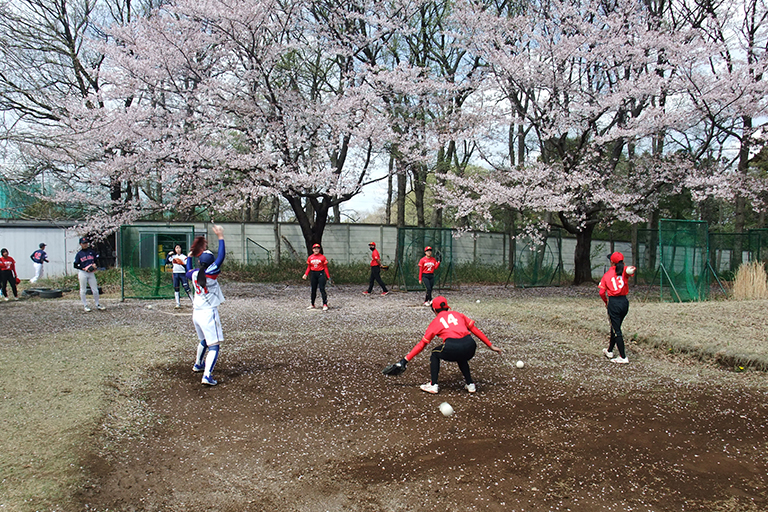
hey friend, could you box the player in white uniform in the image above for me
[167,244,192,308]
[185,225,226,386]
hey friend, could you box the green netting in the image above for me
[395,227,453,291]
[246,238,272,264]
[513,229,563,287]
[748,229,768,263]
[708,232,751,280]
[634,228,660,285]
[659,219,709,302]
[119,225,197,300]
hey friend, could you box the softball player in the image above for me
[0,248,19,300]
[186,225,226,386]
[397,296,502,394]
[302,243,330,310]
[418,246,440,306]
[167,244,191,308]
[74,237,104,312]
[29,243,49,283]
[598,252,635,364]
[363,242,388,295]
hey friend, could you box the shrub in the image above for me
[732,260,768,300]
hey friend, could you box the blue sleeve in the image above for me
[205,240,226,276]
[186,255,193,271]
[73,251,81,269]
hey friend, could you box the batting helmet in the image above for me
[199,250,215,266]
[431,296,449,313]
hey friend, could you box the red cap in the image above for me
[312,243,321,248]
[425,246,432,252]
[431,296,449,312]
[368,242,376,247]
[610,252,624,264]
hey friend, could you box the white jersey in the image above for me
[168,253,188,274]
[191,270,225,310]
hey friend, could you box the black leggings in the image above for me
[607,295,629,358]
[310,270,327,306]
[0,270,17,298]
[430,335,477,385]
[367,265,388,293]
[422,273,435,302]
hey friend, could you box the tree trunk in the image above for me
[573,224,596,285]
[412,163,427,227]
[397,165,407,227]
[386,154,394,225]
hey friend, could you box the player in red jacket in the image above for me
[598,252,636,364]
[397,296,502,394]
[418,246,440,306]
[0,248,19,300]
[363,241,388,296]
[302,243,331,310]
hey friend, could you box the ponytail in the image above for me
[615,261,625,275]
[196,261,210,293]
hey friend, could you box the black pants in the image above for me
[607,295,629,358]
[422,273,435,302]
[367,265,388,293]
[173,272,191,296]
[0,270,17,298]
[430,335,477,385]
[310,270,328,306]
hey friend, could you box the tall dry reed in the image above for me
[732,260,768,300]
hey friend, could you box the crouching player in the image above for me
[187,225,226,386]
[396,296,502,394]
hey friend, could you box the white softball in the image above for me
[516,360,525,368]
[439,402,454,417]
[476,299,481,303]
[145,304,153,310]
[626,265,636,276]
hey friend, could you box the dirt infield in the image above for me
[5,284,768,511]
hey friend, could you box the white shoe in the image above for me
[610,357,629,364]
[423,301,431,306]
[3,296,8,302]
[96,304,106,310]
[603,348,614,359]
[175,304,182,309]
[307,304,316,310]
[84,306,91,312]
[420,382,439,394]
[465,383,476,393]
[322,304,329,311]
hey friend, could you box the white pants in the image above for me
[78,270,100,307]
[30,262,44,283]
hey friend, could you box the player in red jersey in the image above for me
[0,248,19,300]
[397,296,502,394]
[418,246,440,306]
[302,243,331,311]
[363,241,388,295]
[598,252,636,364]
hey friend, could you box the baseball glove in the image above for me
[382,358,408,376]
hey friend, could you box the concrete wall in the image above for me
[0,220,637,280]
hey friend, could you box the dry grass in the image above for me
[732,260,768,300]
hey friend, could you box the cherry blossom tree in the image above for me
[441,0,705,283]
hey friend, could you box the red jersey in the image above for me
[0,256,16,273]
[370,248,382,267]
[418,256,440,279]
[405,310,492,361]
[598,266,629,304]
[304,254,330,278]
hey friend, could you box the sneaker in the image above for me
[192,364,205,372]
[362,291,370,295]
[610,357,629,364]
[307,304,316,309]
[423,301,431,306]
[381,291,389,296]
[96,304,106,310]
[603,348,614,359]
[323,304,329,311]
[201,375,218,386]
[14,296,19,301]
[175,304,182,309]
[420,382,439,394]
[3,296,8,301]
[465,383,476,393]
[84,306,92,312]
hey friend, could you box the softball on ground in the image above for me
[476,299,481,303]
[516,360,525,368]
[439,402,454,417]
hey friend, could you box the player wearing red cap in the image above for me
[418,246,440,306]
[598,252,636,364]
[363,241,388,296]
[302,243,330,311]
[394,296,502,394]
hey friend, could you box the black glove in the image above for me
[382,358,408,376]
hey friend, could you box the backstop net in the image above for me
[658,219,709,302]
[513,228,563,287]
[119,224,197,300]
[395,227,454,291]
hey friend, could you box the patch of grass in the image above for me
[21,268,122,294]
